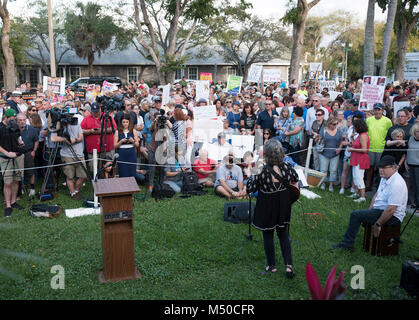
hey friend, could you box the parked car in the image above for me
[66,76,122,90]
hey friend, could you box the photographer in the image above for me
[50,109,87,200]
[0,109,25,217]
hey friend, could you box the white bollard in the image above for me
[93,149,98,209]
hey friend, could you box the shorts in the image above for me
[368,151,382,167]
[61,157,88,179]
[198,176,215,184]
[0,154,24,183]
[24,152,35,176]
[214,185,239,197]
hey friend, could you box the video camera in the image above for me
[156,109,169,129]
[96,95,123,114]
[46,107,78,139]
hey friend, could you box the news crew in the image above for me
[0,109,25,217]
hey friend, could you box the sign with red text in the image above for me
[360,76,386,110]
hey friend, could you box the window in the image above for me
[188,67,198,80]
[56,67,65,78]
[127,67,138,82]
[176,68,185,80]
[0,70,3,88]
[70,67,81,82]
[29,69,38,87]
[227,67,237,77]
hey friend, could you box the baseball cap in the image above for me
[153,96,161,102]
[349,98,359,106]
[81,104,91,112]
[255,92,262,98]
[198,98,207,104]
[4,108,17,118]
[373,103,383,110]
[233,100,241,106]
[11,91,22,97]
[91,102,100,112]
[377,155,396,168]
[217,132,226,138]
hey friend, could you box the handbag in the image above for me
[315,141,325,153]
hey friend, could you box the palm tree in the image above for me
[64,2,120,76]
[363,0,376,76]
[379,0,397,76]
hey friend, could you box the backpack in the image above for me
[181,171,207,196]
[151,183,176,200]
[30,204,62,218]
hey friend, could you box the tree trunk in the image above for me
[379,0,397,76]
[395,25,408,82]
[88,52,94,77]
[363,0,375,76]
[289,19,306,84]
[0,10,16,91]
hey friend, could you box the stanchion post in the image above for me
[93,149,98,209]
[305,138,313,178]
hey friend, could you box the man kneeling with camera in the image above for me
[50,104,87,200]
[0,109,25,217]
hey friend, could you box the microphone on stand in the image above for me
[95,153,119,181]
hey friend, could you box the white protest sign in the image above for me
[393,101,410,119]
[309,63,322,79]
[193,119,223,143]
[247,65,263,83]
[193,105,217,121]
[360,76,386,110]
[319,81,336,92]
[162,83,171,106]
[329,91,341,101]
[263,69,282,83]
[206,143,233,162]
[43,76,65,95]
[231,135,255,159]
[195,80,210,101]
[102,80,118,92]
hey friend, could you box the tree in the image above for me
[282,0,321,84]
[392,0,419,82]
[0,0,16,91]
[132,0,219,85]
[377,0,397,76]
[64,2,125,76]
[23,0,71,77]
[363,0,376,76]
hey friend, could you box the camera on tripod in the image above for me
[47,107,78,131]
[96,95,123,114]
[156,109,169,129]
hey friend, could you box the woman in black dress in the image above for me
[247,139,299,278]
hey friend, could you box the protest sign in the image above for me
[193,105,217,121]
[247,65,263,83]
[226,75,243,94]
[319,81,336,92]
[74,89,86,100]
[102,80,118,92]
[393,101,410,119]
[263,69,282,83]
[193,119,223,143]
[328,91,342,101]
[43,76,65,95]
[162,84,171,106]
[22,91,37,100]
[309,63,322,79]
[196,80,210,101]
[231,135,255,159]
[360,76,386,110]
[200,73,213,83]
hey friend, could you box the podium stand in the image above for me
[92,177,142,283]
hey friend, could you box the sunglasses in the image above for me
[313,100,319,102]
[264,132,270,135]
[31,109,37,112]
[315,114,323,116]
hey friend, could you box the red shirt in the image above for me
[80,114,117,153]
[193,158,217,179]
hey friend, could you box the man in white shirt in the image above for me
[305,93,329,135]
[333,155,408,252]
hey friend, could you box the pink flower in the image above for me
[305,262,346,300]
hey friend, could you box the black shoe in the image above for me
[11,202,24,210]
[4,207,12,217]
[332,243,354,253]
[285,265,295,279]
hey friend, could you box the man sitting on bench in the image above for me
[332,155,408,252]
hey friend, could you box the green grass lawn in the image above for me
[0,182,417,300]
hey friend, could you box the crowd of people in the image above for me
[0,77,418,221]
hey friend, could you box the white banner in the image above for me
[193,119,223,143]
[247,65,263,83]
[319,81,336,92]
[263,69,282,83]
[195,80,210,101]
[162,83,171,106]
[193,105,217,121]
[360,76,386,110]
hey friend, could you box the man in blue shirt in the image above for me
[333,155,408,252]
[256,100,278,132]
[344,99,365,120]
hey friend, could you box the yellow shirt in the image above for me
[366,116,393,153]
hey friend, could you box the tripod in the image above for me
[98,112,115,168]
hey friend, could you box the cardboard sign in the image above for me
[247,65,263,83]
[196,80,210,101]
[193,119,223,143]
[319,81,336,92]
[43,76,65,95]
[309,63,322,79]
[360,76,386,110]
[263,69,282,83]
[102,80,118,92]
[22,92,37,100]
[162,83,171,106]
[393,101,410,119]
[231,135,255,159]
[226,75,243,94]
[193,105,217,121]
[200,73,213,83]
[75,89,86,100]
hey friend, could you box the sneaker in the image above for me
[29,189,36,197]
[350,187,355,193]
[339,188,345,195]
[11,202,24,210]
[71,192,82,200]
[354,197,366,202]
[348,193,359,198]
[329,185,334,192]
[4,207,12,217]
[320,183,326,190]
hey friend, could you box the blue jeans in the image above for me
[164,180,183,193]
[319,153,339,183]
[341,209,400,248]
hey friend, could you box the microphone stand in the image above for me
[245,194,254,241]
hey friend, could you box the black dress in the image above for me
[247,163,298,230]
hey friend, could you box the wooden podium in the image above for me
[92,177,142,283]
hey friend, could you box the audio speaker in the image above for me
[224,202,254,224]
